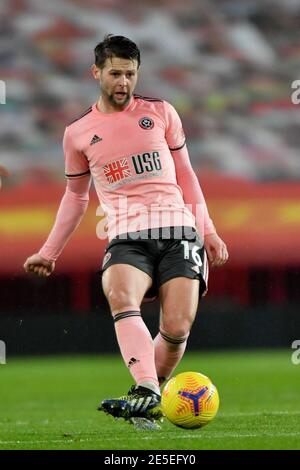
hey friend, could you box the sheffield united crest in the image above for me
[139,117,154,130]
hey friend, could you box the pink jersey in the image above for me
[64,95,197,240]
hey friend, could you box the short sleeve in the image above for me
[163,101,186,151]
[63,126,90,178]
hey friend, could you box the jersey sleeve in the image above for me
[163,101,186,151]
[38,176,90,262]
[172,144,216,237]
[63,126,90,178]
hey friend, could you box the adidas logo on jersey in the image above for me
[90,134,102,145]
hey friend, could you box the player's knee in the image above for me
[162,313,194,338]
[105,287,137,311]
[161,321,191,340]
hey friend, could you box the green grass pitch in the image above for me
[0,350,299,450]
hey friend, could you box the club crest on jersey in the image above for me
[103,158,132,184]
[139,117,154,130]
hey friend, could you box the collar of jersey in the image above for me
[92,98,135,117]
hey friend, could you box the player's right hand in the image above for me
[23,253,55,277]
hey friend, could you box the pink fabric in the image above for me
[113,314,159,386]
[39,175,90,262]
[64,96,214,240]
[39,96,215,261]
[154,331,188,382]
[171,145,216,237]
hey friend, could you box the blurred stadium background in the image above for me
[1,0,300,354]
[1,0,300,451]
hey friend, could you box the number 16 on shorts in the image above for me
[181,240,202,266]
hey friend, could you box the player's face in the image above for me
[96,57,139,110]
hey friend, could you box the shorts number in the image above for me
[181,241,202,267]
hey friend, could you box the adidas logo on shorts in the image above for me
[191,265,200,274]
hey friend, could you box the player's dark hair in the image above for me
[94,34,141,69]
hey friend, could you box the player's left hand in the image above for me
[204,233,228,268]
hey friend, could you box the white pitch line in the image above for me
[0,410,298,427]
[0,439,78,445]
[219,411,300,417]
[0,410,299,446]
[1,431,300,446]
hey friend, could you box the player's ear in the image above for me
[91,64,101,80]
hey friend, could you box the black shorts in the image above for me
[101,226,209,298]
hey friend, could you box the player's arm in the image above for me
[24,126,91,277]
[164,101,228,267]
[172,144,215,235]
[23,175,91,276]
[172,145,228,267]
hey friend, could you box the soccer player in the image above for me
[24,35,228,428]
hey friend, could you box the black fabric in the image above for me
[113,311,141,323]
[159,330,187,344]
[101,226,207,298]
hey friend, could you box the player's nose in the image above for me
[118,75,128,87]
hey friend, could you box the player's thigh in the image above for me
[159,277,200,336]
[102,263,152,309]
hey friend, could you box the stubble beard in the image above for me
[108,91,131,110]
